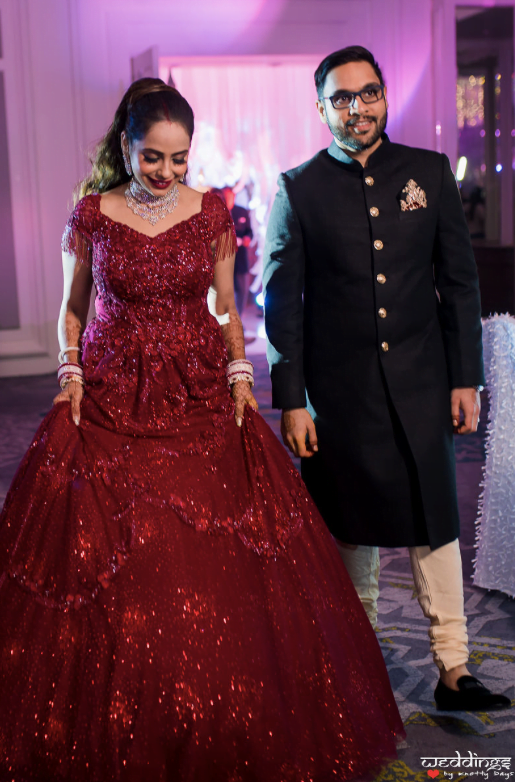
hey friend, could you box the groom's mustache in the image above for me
[345,116,377,128]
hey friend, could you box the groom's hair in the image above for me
[314,46,384,98]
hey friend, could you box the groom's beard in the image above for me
[327,108,388,152]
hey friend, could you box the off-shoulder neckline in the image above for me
[92,190,211,240]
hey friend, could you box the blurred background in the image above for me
[0,0,514,376]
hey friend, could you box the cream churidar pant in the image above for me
[336,539,469,672]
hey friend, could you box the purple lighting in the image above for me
[496,164,503,172]
[495,129,501,137]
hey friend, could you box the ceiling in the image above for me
[456,6,514,40]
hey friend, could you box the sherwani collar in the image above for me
[327,133,391,171]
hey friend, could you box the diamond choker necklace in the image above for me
[125,178,180,226]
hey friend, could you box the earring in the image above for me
[122,149,133,176]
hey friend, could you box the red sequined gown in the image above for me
[0,192,404,782]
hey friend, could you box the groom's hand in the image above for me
[281,408,318,458]
[451,387,481,434]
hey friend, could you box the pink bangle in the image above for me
[58,362,82,371]
[227,369,253,378]
[58,363,84,386]
[226,359,253,377]
[226,359,255,388]
[58,363,83,377]
[227,359,253,369]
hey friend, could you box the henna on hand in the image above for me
[231,380,258,427]
[53,381,84,426]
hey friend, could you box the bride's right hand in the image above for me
[53,380,84,426]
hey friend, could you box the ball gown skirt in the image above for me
[0,192,404,781]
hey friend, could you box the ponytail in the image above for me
[75,78,194,204]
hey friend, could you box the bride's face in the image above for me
[124,120,190,195]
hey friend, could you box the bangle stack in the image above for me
[226,359,254,388]
[58,346,84,389]
[58,363,84,389]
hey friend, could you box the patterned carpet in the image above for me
[1,341,514,780]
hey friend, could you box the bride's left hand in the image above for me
[231,380,258,427]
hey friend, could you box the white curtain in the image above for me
[167,62,332,286]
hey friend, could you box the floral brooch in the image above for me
[400,179,427,211]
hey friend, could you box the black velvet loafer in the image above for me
[435,675,512,712]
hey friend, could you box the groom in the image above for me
[263,45,511,712]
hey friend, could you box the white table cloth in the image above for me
[473,314,515,598]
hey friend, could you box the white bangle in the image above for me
[226,359,253,372]
[228,372,254,388]
[58,346,81,365]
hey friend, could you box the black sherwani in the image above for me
[263,135,484,549]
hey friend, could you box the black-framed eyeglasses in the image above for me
[322,84,385,110]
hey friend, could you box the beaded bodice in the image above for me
[61,191,237,437]
[62,191,236,324]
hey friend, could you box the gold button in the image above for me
[365,176,374,186]
[370,207,379,217]
[376,273,386,284]
[378,308,387,318]
[381,341,389,352]
[373,240,384,250]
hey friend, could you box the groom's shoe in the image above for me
[435,675,511,712]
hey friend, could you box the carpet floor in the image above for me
[1,348,514,780]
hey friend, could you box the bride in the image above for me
[0,77,404,781]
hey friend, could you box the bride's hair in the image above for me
[75,78,195,203]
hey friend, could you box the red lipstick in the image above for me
[148,177,173,190]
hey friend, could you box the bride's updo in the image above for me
[75,78,195,202]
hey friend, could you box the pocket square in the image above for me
[400,179,427,211]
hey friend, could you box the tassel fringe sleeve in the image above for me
[61,194,97,265]
[205,191,238,265]
[213,224,238,265]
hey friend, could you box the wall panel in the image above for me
[0,0,82,376]
[0,68,19,330]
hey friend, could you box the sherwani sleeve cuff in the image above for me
[270,363,307,410]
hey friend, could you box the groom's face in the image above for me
[316,60,388,153]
